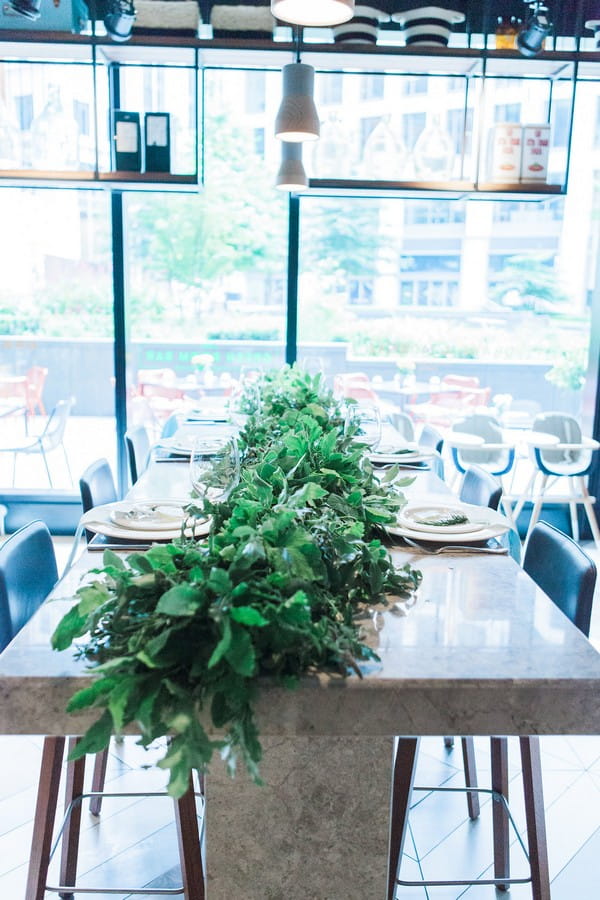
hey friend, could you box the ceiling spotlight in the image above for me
[274,63,320,142]
[5,0,41,20]
[271,0,354,27]
[517,2,552,57]
[275,142,308,191]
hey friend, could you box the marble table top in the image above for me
[1,466,600,738]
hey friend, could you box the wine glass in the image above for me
[190,436,240,502]
[345,404,382,451]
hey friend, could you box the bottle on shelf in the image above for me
[362,116,407,180]
[29,86,79,170]
[412,114,455,181]
[495,15,522,50]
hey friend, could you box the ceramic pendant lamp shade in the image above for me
[275,63,320,142]
[271,0,354,27]
[275,141,308,191]
[333,3,390,44]
[391,2,466,47]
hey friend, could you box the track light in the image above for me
[275,142,308,191]
[517,1,552,57]
[5,0,41,20]
[271,0,354,27]
[274,63,320,142]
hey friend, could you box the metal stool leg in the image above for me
[388,737,419,900]
[90,747,109,816]
[174,776,205,900]
[520,736,551,900]
[461,737,480,820]
[26,736,66,900]
[59,739,86,899]
[491,736,510,891]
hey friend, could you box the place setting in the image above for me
[386,499,512,555]
[81,498,210,550]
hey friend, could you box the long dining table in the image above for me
[1,456,600,899]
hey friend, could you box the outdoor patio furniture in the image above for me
[24,365,47,418]
[511,411,600,548]
[407,374,492,428]
[0,398,74,488]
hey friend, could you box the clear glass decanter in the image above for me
[30,85,79,170]
[412,114,455,181]
[362,115,407,180]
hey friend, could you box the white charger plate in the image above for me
[369,450,434,465]
[110,500,187,531]
[82,501,210,542]
[389,501,510,543]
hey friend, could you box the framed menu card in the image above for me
[144,112,171,173]
[112,110,142,172]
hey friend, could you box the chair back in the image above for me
[391,411,415,442]
[0,521,57,653]
[452,413,505,466]
[531,412,585,468]
[25,366,48,416]
[161,412,183,439]
[79,458,118,514]
[124,425,151,484]
[523,521,596,637]
[419,424,444,455]
[459,465,502,512]
[40,398,74,452]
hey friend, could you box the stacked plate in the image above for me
[369,442,435,466]
[388,500,511,545]
[81,500,210,542]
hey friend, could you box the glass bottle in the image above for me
[495,15,522,49]
[311,113,356,179]
[362,115,407,180]
[412,114,455,181]
[30,85,79,170]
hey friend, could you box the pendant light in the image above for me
[271,0,354,27]
[274,28,320,142]
[275,142,308,191]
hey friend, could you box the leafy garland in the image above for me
[52,367,421,797]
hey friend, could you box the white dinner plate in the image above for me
[82,501,210,542]
[110,500,187,531]
[388,501,510,543]
[369,449,434,466]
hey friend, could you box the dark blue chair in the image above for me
[459,464,502,512]
[0,520,57,653]
[124,425,151,484]
[523,520,596,637]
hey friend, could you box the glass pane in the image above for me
[298,192,591,433]
[0,189,113,490]
[124,67,287,438]
[310,72,476,182]
[0,61,96,170]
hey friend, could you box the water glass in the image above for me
[189,437,240,502]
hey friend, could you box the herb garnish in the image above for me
[52,367,421,796]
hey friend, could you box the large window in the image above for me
[0,190,113,489]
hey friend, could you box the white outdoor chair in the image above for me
[0,397,74,488]
[512,411,600,548]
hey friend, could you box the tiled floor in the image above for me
[0,541,598,897]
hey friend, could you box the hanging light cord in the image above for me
[294,24,301,63]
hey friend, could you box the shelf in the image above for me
[307,179,565,201]
[0,170,200,191]
[0,32,598,76]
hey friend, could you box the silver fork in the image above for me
[399,536,508,555]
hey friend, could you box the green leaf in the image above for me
[102,549,125,570]
[108,676,137,732]
[66,677,118,712]
[230,606,269,627]
[207,618,232,669]
[68,709,113,759]
[156,584,203,617]
[51,605,88,651]
[225,623,256,676]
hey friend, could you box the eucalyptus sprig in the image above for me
[52,365,421,796]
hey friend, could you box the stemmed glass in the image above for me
[344,404,382,451]
[189,436,240,503]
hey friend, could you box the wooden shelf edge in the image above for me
[0,169,200,191]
